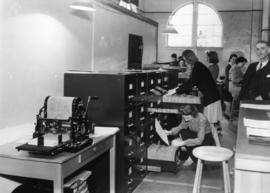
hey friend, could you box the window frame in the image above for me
[166,1,223,48]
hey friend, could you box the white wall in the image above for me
[0,0,157,129]
[0,0,93,128]
[93,2,157,70]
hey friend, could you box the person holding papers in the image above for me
[165,105,215,166]
[176,49,223,132]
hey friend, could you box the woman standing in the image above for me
[176,50,223,131]
[206,51,220,81]
[223,54,237,118]
[229,56,247,117]
[229,56,246,99]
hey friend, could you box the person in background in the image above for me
[170,53,179,66]
[238,40,270,101]
[229,56,246,99]
[228,57,246,117]
[154,53,178,67]
[176,50,223,131]
[165,105,216,166]
[223,54,237,119]
[238,56,248,74]
[206,51,220,81]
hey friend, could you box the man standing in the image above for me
[238,41,270,101]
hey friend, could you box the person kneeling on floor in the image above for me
[165,105,216,166]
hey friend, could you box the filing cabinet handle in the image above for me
[128,151,134,157]
[127,123,134,127]
[128,178,134,185]
[128,95,134,99]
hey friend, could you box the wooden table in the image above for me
[235,101,270,193]
[0,127,118,193]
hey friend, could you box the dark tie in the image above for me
[257,62,262,71]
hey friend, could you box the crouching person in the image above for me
[165,105,215,166]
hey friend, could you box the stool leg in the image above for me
[224,161,231,193]
[222,161,229,193]
[193,159,203,193]
[197,161,203,193]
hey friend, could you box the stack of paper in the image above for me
[241,103,270,110]
[64,170,92,193]
[162,94,201,104]
[244,118,270,138]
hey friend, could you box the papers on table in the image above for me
[155,119,169,145]
[244,118,270,138]
[243,118,270,130]
[246,127,270,138]
[165,88,177,96]
[240,103,270,110]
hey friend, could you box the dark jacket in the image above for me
[224,64,231,89]
[238,61,270,101]
[176,61,220,106]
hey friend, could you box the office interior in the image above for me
[0,0,270,193]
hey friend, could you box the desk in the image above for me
[0,127,118,193]
[234,101,270,193]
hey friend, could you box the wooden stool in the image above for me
[192,146,233,193]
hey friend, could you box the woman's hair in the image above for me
[228,54,237,62]
[235,56,247,64]
[182,49,198,64]
[206,51,219,64]
[171,53,177,59]
[181,104,199,117]
[256,40,270,47]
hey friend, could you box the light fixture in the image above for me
[70,0,96,12]
[162,25,178,34]
[162,0,178,34]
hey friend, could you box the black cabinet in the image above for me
[64,70,169,193]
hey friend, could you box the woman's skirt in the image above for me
[203,100,223,123]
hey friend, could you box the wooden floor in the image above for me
[134,118,238,193]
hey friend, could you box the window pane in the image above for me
[197,4,222,47]
[168,4,193,47]
[168,34,192,47]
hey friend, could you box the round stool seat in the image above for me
[193,146,233,162]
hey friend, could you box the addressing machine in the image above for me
[16,96,97,156]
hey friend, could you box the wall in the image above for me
[93,2,157,70]
[143,0,262,75]
[0,0,157,129]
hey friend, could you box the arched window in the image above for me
[167,3,223,47]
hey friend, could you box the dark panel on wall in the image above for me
[128,34,143,70]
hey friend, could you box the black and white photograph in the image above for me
[0,0,270,193]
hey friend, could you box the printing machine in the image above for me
[16,96,97,156]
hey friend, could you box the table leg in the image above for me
[110,135,116,193]
[53,172,64,193]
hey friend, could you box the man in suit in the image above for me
[238,40,270,101]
